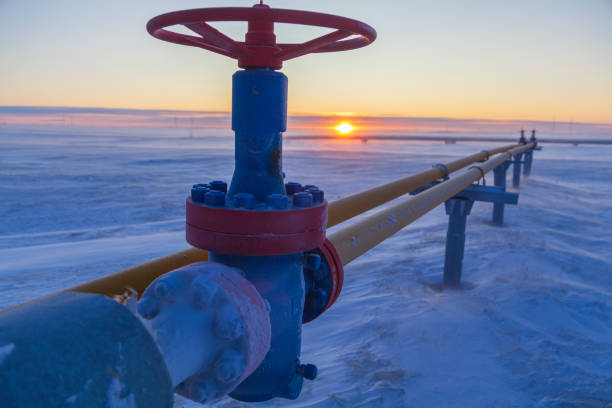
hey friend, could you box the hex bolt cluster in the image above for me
[285,182,325,206]
[192,180,323,212]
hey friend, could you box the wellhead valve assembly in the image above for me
[145,2,377,404]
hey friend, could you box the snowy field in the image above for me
[1,125,611,407]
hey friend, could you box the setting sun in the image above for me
[334,122,355,135]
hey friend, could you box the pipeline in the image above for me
[328,143,534,266]
[0,1,543,405]
[68,144,520,298]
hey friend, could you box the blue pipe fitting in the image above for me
[0,291,173,407]
[293,191,313,208]
[266,193,289,209]
[233,192,256,209]
[285,182,303,195]
[205,190,226,207]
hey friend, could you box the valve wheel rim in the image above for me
[147,7,377,68]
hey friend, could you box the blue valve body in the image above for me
[209,68,309,401]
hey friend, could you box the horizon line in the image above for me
[1,105,611,127]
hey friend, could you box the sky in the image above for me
[0,0,611,123]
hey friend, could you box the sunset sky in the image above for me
[0,0,610,123]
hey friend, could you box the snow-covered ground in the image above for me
[1,125,611,407]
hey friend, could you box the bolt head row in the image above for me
[191,180,324,209]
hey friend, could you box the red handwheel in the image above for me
[147,2,377,69]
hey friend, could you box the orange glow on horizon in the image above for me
[334,122,356,136]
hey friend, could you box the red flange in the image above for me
[147,3,377,69]
[186,198,327,256]
[318,238,344,315]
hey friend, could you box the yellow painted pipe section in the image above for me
[329,144,533,266]
[70,248,209,296]
[327,144,517,226]
[71,143,521,297]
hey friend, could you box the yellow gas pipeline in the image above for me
[328,144,533,265]
[71,143,522,297]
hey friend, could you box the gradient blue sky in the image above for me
[1,0,610,122]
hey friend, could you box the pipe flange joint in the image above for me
[186,180,328,256]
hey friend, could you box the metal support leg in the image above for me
[523,150,533,176]
[443,198,474,287]
[492,161,510,226]
[512,152,523,188]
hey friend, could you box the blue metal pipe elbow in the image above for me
[0,292,173,408]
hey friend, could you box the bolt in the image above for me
[205,190,226,207]
[297,363,318,380]
[267,193,289,209]
[137,295,160,319]
[306,188,324,203]
[214,306,244,342]
[214,350,245,384]
[233,192,255,209]
[306,288,327,310]
[154,279,177,302]
[309,265,329,281]
[210,180,227,193]
[304,253,321,272]
[189,276,218,309]
[285,182,302,195]
[303,184,318,190]
[191,378,217,403]
[191,186,208,203]
[192,183,209,189]
[293,191,313,208]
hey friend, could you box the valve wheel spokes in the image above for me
[147,7,377,68]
